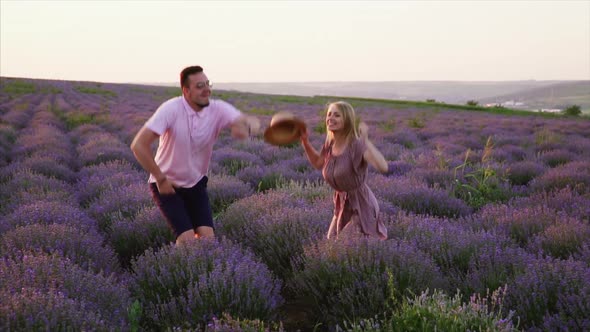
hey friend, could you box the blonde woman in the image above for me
[300,101,388,240]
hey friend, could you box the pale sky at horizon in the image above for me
[1,0,589,84]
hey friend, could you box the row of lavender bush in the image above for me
[0,77,589,331]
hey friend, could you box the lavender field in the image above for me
[1,77,589,331]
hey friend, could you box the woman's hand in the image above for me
[299,125,323,170]
[299,125,309,143]
[358,122,369,141]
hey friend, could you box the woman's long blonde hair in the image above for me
[325,101,359,147]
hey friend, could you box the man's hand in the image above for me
[156,176,175,195]
[247,116,261,136]
[232,115,261,139]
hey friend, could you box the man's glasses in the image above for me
[195,80,212,89]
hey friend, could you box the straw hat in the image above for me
[264,111,306,146]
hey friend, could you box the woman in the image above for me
[300,101,388,240]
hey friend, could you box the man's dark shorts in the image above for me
[149,176,214,238]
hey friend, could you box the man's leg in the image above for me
[195,226,214,238]
[185,176,215,238]
[149,183,195,244]
[177,229,198,243]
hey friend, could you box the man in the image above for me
[131,65,260,244]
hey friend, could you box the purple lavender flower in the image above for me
[1,156,76,183]
[207,174,254,214]
[385,160,414,177]
[464,245,534,297]
[473,204,560,246]
[289,237,449,327]
[0,94,43,128]
[235,165,268,188]
[407,168,455,189]
[389,212,511,291]
[574,243,590,267]
[0,288,111,331]
[212,147,264,176]
[77,159,140,179]
[129,238,283,330]
[1,199,98,234]
[0,170,77,214]
[0,254,131,329]
[492,144,529,162]
[0,223,121,275]
[0,124,17,162]
[76,132,136,166]
[12,124,76,165]
[563,134,590,157]
[530,160,590,194]
[30,108,67,131]
[107,205,174,267]
[235,203,330,280]
[539,149,577,167]
[505,160,546,186]
[508,186,590,222]
[504,257,590,330]
[527,217,590,259]
[218,185,329,241]
[391,129,421,149]
[87,182,152,233]
[429,139,468,159]
[76,163,144,207]
[379,143,405,162]
[69,123,105,142]
[369,174,472,218]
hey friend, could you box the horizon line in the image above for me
[2,76,589,86]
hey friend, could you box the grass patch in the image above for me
[51,103,111,130]
[534,128,562,145]
[408,115,426,128]
[14,103,29,111]
[39,86,62,94]
[2,81,37,95]
[130,87,157,95]
[378,119,396,132]
[64,112,96,129]
[267,94,312,104]
[314,122,326,135]
[162,87,181,99]
[247,108,275,115]
[74,85,117,97]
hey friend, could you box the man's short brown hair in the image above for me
[180,66,204,88]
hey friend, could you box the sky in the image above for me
[1,0,589,84]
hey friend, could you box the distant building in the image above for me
[484,103,501,108]
[536,108,562,113]
[501,100,525,107]
[484,101,525,108]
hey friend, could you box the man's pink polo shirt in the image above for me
[145,96,241,188]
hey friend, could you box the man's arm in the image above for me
[130,126,175,194]
[230,114,261,139]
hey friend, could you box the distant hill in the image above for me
[478,81,590,111]
[3,76,588,112]
[213,80,590,112]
